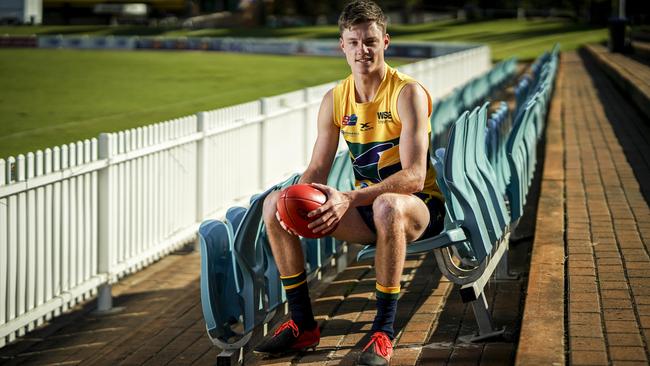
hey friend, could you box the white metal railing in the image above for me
[0,44,490,347]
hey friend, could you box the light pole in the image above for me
[619,0,625,18]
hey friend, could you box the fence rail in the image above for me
[0,44,491,347]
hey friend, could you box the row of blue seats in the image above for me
[463,57,518,110]
[486,102,511,196]
[506,45,559,223]
[198,150,354,349]
[430,57,517,149]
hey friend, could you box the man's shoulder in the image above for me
[389,65,416,83]
[387,66,426,98]
[392,78,428,108]
[393,79,432,121]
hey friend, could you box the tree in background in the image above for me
[259,0,645,26]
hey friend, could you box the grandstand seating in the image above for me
[430,57,517,150]
[198,45,559,354]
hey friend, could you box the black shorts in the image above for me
[356,196,445,241]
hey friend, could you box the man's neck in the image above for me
[353,63,387,103]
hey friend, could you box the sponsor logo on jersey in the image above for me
[360,122,373,131]
[342,114,358,126]
[341,130,359,136]
[377,111,392,120]
[377,111,395,124]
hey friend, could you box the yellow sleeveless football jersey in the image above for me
[332,63,443,203]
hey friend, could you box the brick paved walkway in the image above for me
[0,243,531,366]
[515,53,566,366]
[517,50,650,365]
[0,247,224,366]
[562,50,650,365]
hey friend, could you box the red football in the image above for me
[276,184,337,239]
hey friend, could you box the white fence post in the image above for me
[196,112,206,222]
[25,153,36,330]
[0,159,6,347]
[16,154,26,336]
[43,149,52,321]
[259,97,268,191]
[302,89,311,167]
[97,133,114,312]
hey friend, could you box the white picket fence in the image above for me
[0,45,490,347]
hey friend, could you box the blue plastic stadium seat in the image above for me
[200,176,299,347]
[231,187,275,333]
[505,93,541,222]
[226,207,247,234]
[432,148,475,259]
[443,112,493,260]
[464,107,502,244]
[474,104,509,231]
[260,222,284,311]
[199,219,245,343]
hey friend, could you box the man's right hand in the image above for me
[306,183,352,234]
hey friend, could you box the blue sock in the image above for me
[281,271,317,331]
[371,283,400,339]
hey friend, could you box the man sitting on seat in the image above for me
[255,1,445,364]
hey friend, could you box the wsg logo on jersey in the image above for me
[377,111,392,120]
[342,114,358,126]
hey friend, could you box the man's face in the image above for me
[340,21,389,76]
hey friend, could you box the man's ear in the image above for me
[339,37,344,51]
[384,33,390,50]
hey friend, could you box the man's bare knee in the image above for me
[372,193,406,231]
[263,191,281,225]
[373,194,428,242]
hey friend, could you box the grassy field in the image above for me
[0,50,410,159]
[0,19,607,159]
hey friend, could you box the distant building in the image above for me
[40,0,239,24]
[0,0,43,24]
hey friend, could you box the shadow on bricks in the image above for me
[578,49,650,207]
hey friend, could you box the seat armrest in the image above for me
[356,227,467,261]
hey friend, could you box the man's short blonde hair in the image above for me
[338,0,387,35]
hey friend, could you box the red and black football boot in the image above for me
[253,319,320,356]
[356,331,393,365]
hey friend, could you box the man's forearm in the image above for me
[298,167,329,185]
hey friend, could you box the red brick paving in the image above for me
[515,54,565,365]
[517,49,650,365]
[0,240,532,366]
[0,247,221,366]
[566,50,650,365]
